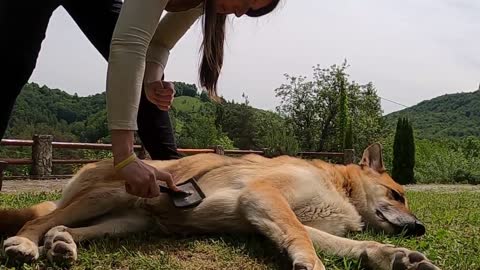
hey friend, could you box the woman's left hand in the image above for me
[145,81,175,111]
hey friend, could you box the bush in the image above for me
[381,136,480,184]
[392,117,416,184]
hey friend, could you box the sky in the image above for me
[28,0,479,115]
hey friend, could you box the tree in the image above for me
[344,119,353,149]
[173,82,198,97]
[176,112,219,148]
[337,72,349,149]
[215,101,257,149]
[200,91,210,102]
[349,82,387,153]
[392,117,416,184]
[275,60,384,153]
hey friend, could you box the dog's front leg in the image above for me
[238,182,325,270]
[3,189,130,264]
[305,226,441,270]
[42,211,151,264]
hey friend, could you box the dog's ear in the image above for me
[359,143,385,173]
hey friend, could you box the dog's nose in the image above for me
[405,220,426,236]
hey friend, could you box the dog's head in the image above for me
[350,143,425,237]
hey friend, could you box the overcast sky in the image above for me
[28,0,479,115]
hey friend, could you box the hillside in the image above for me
[172,96,203,112]
[4,82,278,150]
[385,90,480,138]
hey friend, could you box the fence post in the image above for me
[0,161,6,191]
[31,135,53,177]
[343,149,355,165]
[214,145,224,155]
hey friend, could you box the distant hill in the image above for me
[172,96,203,113]
[5,82,274,146]
[385,90,480,139]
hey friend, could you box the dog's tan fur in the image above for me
[1,143,440,270]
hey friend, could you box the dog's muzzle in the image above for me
[403,219,426,237]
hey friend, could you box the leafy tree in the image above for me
[176,113,219,148]
[392,117,416,184]
[344,119,353,149]
[200,91,210,102]
[214,101,257,149]
[173,82,198,97]
[261,117,299,157]
[337,72,349,149]
[275,60,384,153]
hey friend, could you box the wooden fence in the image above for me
[0,135,355,190]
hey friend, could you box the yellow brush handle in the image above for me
[114,153,137,171]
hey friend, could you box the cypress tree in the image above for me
[337,74,349,149]
[344,119,353,149]
[392,117,416,184]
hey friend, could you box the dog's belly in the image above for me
[141,188,254,235]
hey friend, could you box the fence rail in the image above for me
[0,135,355,190]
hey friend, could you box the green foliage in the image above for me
[174,102,219,148]
[173,81,198,97]
[385,90,480,139]
[6,82,107,142]
[381,134,480,184]
[214,135,235,150]
[200,90,210,102]
[172,96,203,113]
[344,119,353,149]
[275,60,386,153]
[392,117,416,184]
[413,138,480,184]
[213,101,257,150]
[337,74,349,149]
[256,115,299,157]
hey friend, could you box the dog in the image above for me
[0,143,440,270]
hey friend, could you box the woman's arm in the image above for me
[106,0,167,133]
[144,3,203,84]
[105,0,203,197]
[106,0,203,132]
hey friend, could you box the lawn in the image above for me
[0,190,478,270]
[172,96,203,113]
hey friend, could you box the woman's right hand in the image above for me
[118,157,179,198]
[111,130,180,198]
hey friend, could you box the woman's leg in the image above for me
[0,0,59,139]
[63,0,182,160]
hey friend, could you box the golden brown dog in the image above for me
[1,143,440,270]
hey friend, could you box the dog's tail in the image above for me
[0,201,57,236]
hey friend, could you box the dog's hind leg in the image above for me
[42,211,151,264]
[305,226,440,270]
[3,188,132,263]
[238,182,325,270]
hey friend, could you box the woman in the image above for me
[0,0,279,197]
[106,0,280,198]
[1,0,182,165]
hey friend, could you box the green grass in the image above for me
[0,190,479,270]
[172,96,203,113]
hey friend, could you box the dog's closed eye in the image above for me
[389,189,405,204]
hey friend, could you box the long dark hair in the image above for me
[200,0,280,100]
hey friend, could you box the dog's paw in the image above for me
[360,243,441,270]
[3,236,39,263]
[43,226,77,264]
[391,249,441,270]
[293,258,325,270]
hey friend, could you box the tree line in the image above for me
[2,60,479,184]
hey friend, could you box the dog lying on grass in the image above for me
[1,143,440,270]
